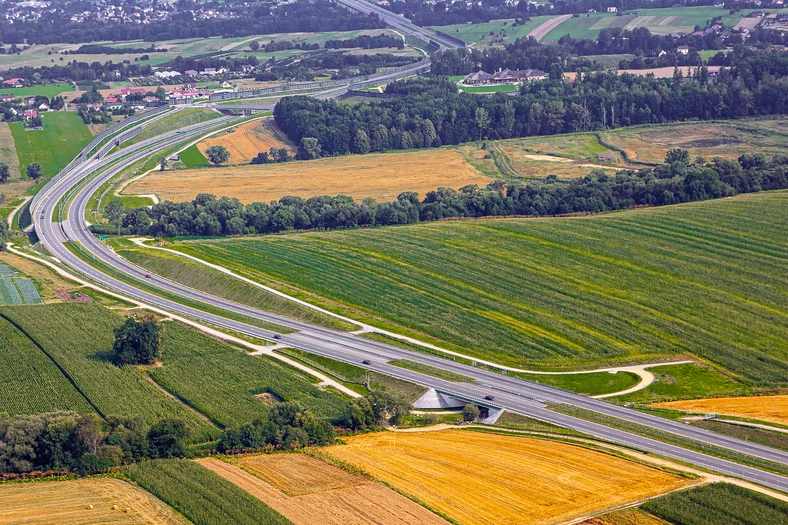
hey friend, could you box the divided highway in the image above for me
[28,111,788,493]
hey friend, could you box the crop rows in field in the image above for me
[148,321,347,427]
[0,317,95,416]
[0,263,41,304]
[0,278,22,304]
[0,303,218,440]
[655,395,788,427]
[182,192,788,385]
[641,483,788,525]
[197,119,295,165]
[125,459,291,525]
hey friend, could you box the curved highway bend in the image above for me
[29,131,788,490]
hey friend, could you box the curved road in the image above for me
[24,112,788,492]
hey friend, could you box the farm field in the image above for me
[146,321,348,427]
[429,16,557,47]
[0,122,21,179]
[0,303,218,440]
[654,395,788,426]
[200,455,448,525]
[324,429,691,525]
[128,149,493,203]
[584,508,667,525]
[0,316,95,415]
[617,363,753,404]
[175,191,788,385]
[122,108,220,148]
[196,119,295,165]
[8,111,92,178]
[125,459,290,525]
[0,477,190,525]
[0,83,75,98]
[0,262,42,304]
[178,144,210,168]
[641,482,788,525]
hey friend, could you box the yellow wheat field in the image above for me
[324,430,690,525]
[198,456,447,525]
[128,149,492,203]
[582,508,669,525]
[197,119,295,164]
[655,395,788,426]
[0,478,189,525]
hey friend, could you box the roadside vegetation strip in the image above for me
[0,477,190,525]
[0,303,219,440]
[125,459,293,525]
[0,316,95,416]
[179,192,788,386]
[8,111,93,178]
[641,482,788,525]
[515,369,640,396]
[324,429,691,525]
[390,359,475,383]
[121,108,221,148]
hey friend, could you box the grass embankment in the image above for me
[8,111,92,178]
[177,192,788,387]
[125,459,292,525]
[390,359,475,383]
[516,370,640,396]
[179,144,210,168]
[121,108,219,148]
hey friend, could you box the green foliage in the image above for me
[112,315,163,365]
[147,418,189,458]
[642,483,788,525]
[463,403,480,422]
[179,145,210,168]
[205,145,230,165]
[8,112,92,177]
[297,137,321,160]
[25,162,42,180]
[147,322,347,428]
[0,162,9,183]
[0,304,218,440]
[618,364,751,403]
[343,390,412,430]
[122,109,219,148]
[125,459,292,525]
[392,359,475,383]
[516,370,641,396]
[182,192,788,385]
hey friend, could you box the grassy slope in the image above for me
[0,303,218,440]
[123,108,219,148]
[179,144,210,168]
[517,370,640,396]
[180,192,788,385]
[148,321,348,427]
[125,459,292,525]
[0,316,95,416]
[8,111,92,178]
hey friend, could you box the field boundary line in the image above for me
[528,14,572,41]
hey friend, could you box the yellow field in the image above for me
[323,430,690,525]
[655,395,788,426]
[0,478,188,525]
[0,122,20,178]
[128,149,492,203]
[197,119,295,165]
[198,456,447,525]
[583,508,669,525]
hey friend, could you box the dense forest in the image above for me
[111,152,787,237]
[274,50,788,156]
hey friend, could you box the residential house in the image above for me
[241,64,255,74]
[0,94,14,102]
[3,78,24,88]
[25,97,37,106]
[607,6,617,12]
[24,109,37,119]
[220,80,233,89]
[105,96,120,104]
[462,70,494,85]
[677,45,690,55]
[200,68,217,75]
[38,102,50,111]
[183,81,197,90]
[462,69,545,85]
[184,70,198,77]
[749,11,766,18]
[120,87,147,96]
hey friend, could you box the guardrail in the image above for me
[209,60,430,103]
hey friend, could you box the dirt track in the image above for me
[528,15,572,41]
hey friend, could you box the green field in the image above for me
[641,483,788,525]
[122,108,220,148]
[116,195,155,208]
[179,144,210,168]
[0,83,75,98]
[517,370,640,396]
[0,316,95,415]
[460,84,519,93]
[0,303,218,440]
[125,459,291,525]
[618,363,752,403]
[176,192,788,386]
[430,17,556,47]
[8,111,92,178]
[147,321,348,427]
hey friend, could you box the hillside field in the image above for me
[175,191,788,384]
[324,429,690,525]
[8,111,92,178]
[128,149,493,203]
[0,477,189,525]
[199,455,448,525]
[0,122,21,178]
[196,119,295,165]
[655,395,788,426]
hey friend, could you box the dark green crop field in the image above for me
[178,192,788,385]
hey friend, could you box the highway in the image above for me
[25,109,788,493]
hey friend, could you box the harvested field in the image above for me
[196,119,295,165]
[529,14,572,41]
[655,395,788,426]
[0,477,189,525]
[583,508,669,525]
[198,456,447,525]
[128,150,492,203]
[324,429,690,525]
[0,122,21,179]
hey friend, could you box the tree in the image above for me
[352,129,370,154]
[0,162,10,184]
[0,220,8,250]
[474,107,490,140]
[249,41,260,51]
[462,404,480,422]
[665,149,690,165]
[147,418,189,458]
[111,315,163,365]
[251,151,269,164]
[104,199,124,233]
[298,137,321,160]
[205,145,230,166]
[26,163,42,181]
[159,158,168,171]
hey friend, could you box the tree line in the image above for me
[104,152,787,238]
[274,50,787,156]
[324,34,404,50]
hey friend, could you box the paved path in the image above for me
[528,14,572,42]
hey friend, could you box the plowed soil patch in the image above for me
[655,395,788,426]
[0,477,189,525]
[197,456,447,525]
[324,429,690,525]
[197,119,295,164]
[128,149,491,203]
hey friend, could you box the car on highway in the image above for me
[145,274,151,278]
[273,334,281,340]
[484,395,495,401]
[362,359,371,365]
